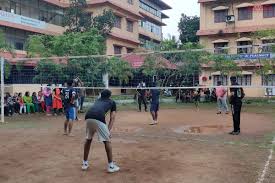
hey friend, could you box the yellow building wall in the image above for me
[199,70,266,97]
[200,0,275,31]
[87,5,139,55]
[5,84,42,95]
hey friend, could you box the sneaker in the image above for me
[149,121,156,125]
[229,131,240,135]
[108,162,120,173]
[154,121,158,125]
[235,130,240,135]
[82,162,89,171]
[216,112,222,115]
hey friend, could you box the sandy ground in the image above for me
[0,108,275,183]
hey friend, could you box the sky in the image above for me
[162,0,200,40]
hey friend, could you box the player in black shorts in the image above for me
[150,82,160,125]
[63,80,76,136]
[82,90,120,173]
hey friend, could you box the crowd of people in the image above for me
[3,77,86,117]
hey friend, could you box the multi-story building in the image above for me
[0,0,170,55]
[0,0,171,92]
[197,0,275,97]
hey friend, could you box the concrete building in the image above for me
[0,0,171,93]
[197,0,275,97]
[0,0,171,55]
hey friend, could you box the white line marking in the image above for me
[256,137,275,183]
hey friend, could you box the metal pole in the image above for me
[1,57,5,123]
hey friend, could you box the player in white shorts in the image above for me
[81,90,120,173]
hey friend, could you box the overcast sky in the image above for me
[162,0,200,39]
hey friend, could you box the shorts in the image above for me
[150,103,159,112]
[86,119,110,142]
[65,107,76,121]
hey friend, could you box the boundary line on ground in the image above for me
[256,136,275,183]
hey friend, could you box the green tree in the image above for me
[107,57,133,84]
[160,36,178,51]
[63,0,91,33]
[178,14,200,44]
[91,10,115,35]
[26,28,107,85]
[209,55,240,76]
[0,30,14,79]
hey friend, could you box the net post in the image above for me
[1,57,5,123]
[103,73,109,89]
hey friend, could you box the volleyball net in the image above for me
[1,45,275,122]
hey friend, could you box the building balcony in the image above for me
[138,26,162,42]
[139,9,166,26]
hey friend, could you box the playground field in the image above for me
[0,103,275,183]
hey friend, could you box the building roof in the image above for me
[198,0,216,3]
[43,0,70,8]
[88,0,143,19]
[147,0,172,10]
[122,54,177,69]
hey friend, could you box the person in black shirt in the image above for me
[63,80,76,136]
[137,82,147,112]
[229,76,245,135]
[149,82,160,125]
[82,89,120,173]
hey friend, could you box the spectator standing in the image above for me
[53,88,63,115]
[43,86,52,116]
[38,91,45,112]
[216,81,229,114]
[18,93,26,114]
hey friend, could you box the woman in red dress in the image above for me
[52,88,63,115]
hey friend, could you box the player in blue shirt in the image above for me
[150,82,160,125]
[63,80,76,136]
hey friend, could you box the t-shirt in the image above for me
[151,89,160,104]
[229,84,244,104]
[85,98,117,123]
[63,87,76,108]
[137,89,146,97]
[216,86,226,98]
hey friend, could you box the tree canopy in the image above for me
[178,14,200,44]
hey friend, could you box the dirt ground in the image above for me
[0,105,275,183]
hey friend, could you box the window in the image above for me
[114,45,122,55]
[214,10,228,23]
[237,75,252,86]
[127,48,134,53]
[128,0,133,5]
[238,7,253,20]
[237,41,252,54]
[139,19,161,36]
[263,4,275,18]
[214,42,228,54]
[264,74,275,86]
[213,75,228,86]
[139,0,161,18]
[114,16,122,28]
[15,42,24,50]
[127,20,134,32]
[262,39,275,52]
[1,26,34,51]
